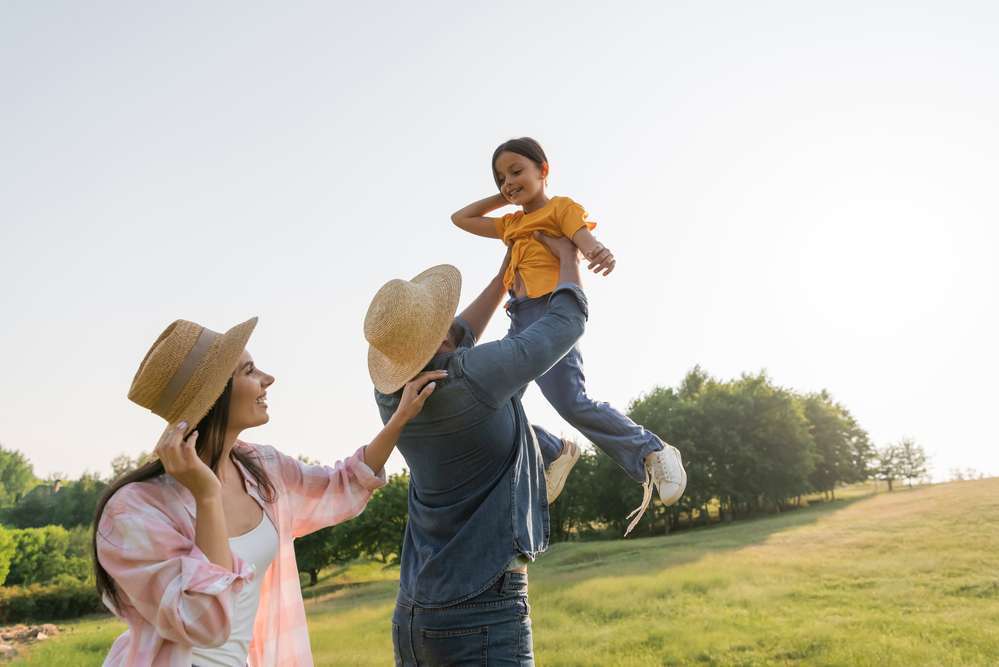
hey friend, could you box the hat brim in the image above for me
[175,317,258,432]
[367,265,461,394]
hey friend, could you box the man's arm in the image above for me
[460,234,586,408]
[456,247,511,341]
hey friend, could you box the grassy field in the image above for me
[11,479,999,665]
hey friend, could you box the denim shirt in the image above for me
[375,283,588,607]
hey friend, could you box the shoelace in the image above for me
[624,466,655,537]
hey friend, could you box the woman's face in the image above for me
[228,350,275,432]
[494,151,546,206]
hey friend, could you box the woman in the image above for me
[93,316,443,666]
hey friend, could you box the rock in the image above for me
[40,624,59,636]
[36,632,49,641]
[0,643,17,658]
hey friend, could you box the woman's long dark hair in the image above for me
[92,379,276,612]
[491,136,548,189]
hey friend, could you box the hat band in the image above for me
[152,327,219,417]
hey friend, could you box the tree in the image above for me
[0,445,36,507]
[295,524,359,587]
[802,391,873,498]
[896,438,928,487]
[5,526,82,586]
[875,444,901,492]
[3,472,106,529]
[109,451,153,479]
[350,473,410,563]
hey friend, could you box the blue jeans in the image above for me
[392,571,534,666]
[509,294,664,483]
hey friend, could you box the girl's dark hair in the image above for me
[92,379,277,613]
[491,137,548,189]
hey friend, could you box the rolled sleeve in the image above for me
[96,504,253,648]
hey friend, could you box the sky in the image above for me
[2,2,997,483]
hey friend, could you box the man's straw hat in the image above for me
[128,317,258,430]
[365,265,461,394]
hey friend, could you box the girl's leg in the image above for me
[535,344,663,483]
[532,424,563,467]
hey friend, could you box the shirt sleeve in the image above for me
[452,316,477,349]
[268,445,386,538]
[557,199,597,239]
[459,284,588,408]
[95,499,254,648]
[489,214,508,238]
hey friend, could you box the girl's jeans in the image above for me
[509,293,664,483]
[392,571,534,666]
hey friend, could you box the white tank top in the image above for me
[190,511,278,667]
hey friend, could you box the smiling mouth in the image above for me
[256,394,267,407]
[506,186,523,199]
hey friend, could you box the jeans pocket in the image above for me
[420,625,488,666]
[392,622,403,666]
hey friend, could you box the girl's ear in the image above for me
[541,161,549,178]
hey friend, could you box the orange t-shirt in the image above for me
[490,196,597,298]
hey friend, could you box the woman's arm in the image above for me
[451,193,509,239]
[362,370,447,473]
[275,370,446,538]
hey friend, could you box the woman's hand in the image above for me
[154,422,221,500]
[392,370,448,424]
[584,241,616,276]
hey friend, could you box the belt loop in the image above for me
[496,571,508,593]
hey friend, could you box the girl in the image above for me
[93,316,444,666]
[451,137,687,534]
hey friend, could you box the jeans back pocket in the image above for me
[420,626,488,666]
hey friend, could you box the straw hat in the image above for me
[365,265,461,394]
[128,317,258,431]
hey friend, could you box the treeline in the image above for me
[0,366,937,612]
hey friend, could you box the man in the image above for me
[364,235,684,665]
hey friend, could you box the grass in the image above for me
[11,478,999,665]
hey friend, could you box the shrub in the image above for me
[0,579,104,623]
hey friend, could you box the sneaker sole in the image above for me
[546,440,581,503]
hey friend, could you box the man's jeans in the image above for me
[509,294,664,483]
[392,572,534,666]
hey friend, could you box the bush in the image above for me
[0,527,15,585]
[5,526,90,586]
[0,579,103,623]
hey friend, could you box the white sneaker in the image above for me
[545,439,580,503]
[624,444,687,536]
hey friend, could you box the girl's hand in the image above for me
[154,422,221,500]
[393,370,448,424]
[584,242,616,276]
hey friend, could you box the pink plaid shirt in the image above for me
[96,441,386,667]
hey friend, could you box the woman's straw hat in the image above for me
[365,265,461,394]
[128,317,258,430]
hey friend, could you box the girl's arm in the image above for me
[451,193,508,239]
[571,227,617,276]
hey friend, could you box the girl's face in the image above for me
[494,151,547,206]
[228,350,275,433]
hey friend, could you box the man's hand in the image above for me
[533,231,579,261]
